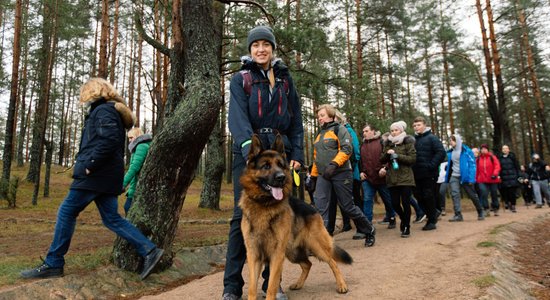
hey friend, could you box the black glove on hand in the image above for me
[323,162,338,180]
[491,175,497,180]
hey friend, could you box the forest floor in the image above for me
[0,165,549,299]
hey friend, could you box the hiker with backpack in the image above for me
[223,25,304,300]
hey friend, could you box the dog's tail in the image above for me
[333,245,353,264]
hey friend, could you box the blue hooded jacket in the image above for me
[445,143,476,184]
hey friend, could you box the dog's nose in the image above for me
[275,172,286,183]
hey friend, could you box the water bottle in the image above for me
[390,153,399,170]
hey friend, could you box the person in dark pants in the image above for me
[223,25,304,300]
[497,145,520,212]
[380,121,417,238]
[476,144,502,216]
[20,78,164,281]
[411,117,446,231]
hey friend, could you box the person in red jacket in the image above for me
[476,144,501,216]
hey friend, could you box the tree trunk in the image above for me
[43,140,53,197]
[476,0,501,150]
[112,0,223,272]
[199,118,224,210]
[97,0,109,78]
[384,30,395,119]
[424,46,435,131]
[442,41,453,134]
[26,0,55,183]
[355,0,362,80]
[486,0,512,150]
[515,0,550,155]
[109,0,119,84]
[2,0,23,188]
[376,32,385,118]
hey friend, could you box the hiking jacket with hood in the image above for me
[360,132,386,185]
[476,151,502,184]
[380,135,416,187]
[497,152,520,188]
[123,134,152,198]
[527,159,550,181]
[228,56,304,165]
[71,98,134,195]
[412,127,446,180]
[311,121,352,178]
[444,135,476,184]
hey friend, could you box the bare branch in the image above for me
[134,10,170,56]
[216,0,275,25]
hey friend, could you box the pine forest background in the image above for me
[0,0,549,270]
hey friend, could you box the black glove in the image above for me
[323,162,338,180]
[491,175,497,180]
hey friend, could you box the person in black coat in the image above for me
[20,78,164,281]
[497,145,520,212]
[411,117,446,230]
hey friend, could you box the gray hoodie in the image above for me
[451,134,463,177]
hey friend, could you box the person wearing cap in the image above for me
[20,78,164,281]
[476,144,502,216]
[380,121,416,237]
[526,153,550,208]
[224,25,304,300]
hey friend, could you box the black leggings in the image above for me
[500,186,518,207]
[389,186,412,227]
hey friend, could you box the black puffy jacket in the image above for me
[497,152,520,188]
[412,129,446,179]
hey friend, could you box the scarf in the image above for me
[388,132,406,145]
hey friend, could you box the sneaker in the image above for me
[20,261,63,279]
[401,226,410,238]
[140,248,164,280]
[441,209,446,216]
[413,214,426,223]
[387,217,396,229]
[378,217,390,225]
[365,227,376,247]
[222,293,242,300]
[422,223,436,231]
[449,214,463,222]
[262,286,288,300]
[535,204,542,209]
[477,211,485,220]
[493,209,499,216]
[511,205,517,213]
[352,232,366,240]
[484,209,491,217]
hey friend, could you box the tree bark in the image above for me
[109,0,119,84]
[476,0,501,150]
[424,46,435,131]
[97,0,109,78]
[112,0,224,272]
[2,0,23,189]
[384,30,395,119]
[199,118,224,210]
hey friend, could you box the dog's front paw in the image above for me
[289,282,303,290]
[336,284,349,294]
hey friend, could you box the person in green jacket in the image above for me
[123,127,152,215]
[380,121,416,238]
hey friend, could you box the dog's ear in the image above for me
[272,134,286,155]
[248,134,263,162]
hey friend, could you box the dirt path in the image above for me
[142,206,550,300]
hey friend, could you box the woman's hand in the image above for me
[387,149,395,155]
[290,160,301,171]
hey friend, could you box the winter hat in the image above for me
[390,120,407,132]
[480,144,490,150]
[247,26,276,53]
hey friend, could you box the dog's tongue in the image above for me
[271,187,284,201]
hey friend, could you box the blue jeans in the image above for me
[124,197,133,215]
[410,196,424,217]
[362,180,394,221]
[45,189,156,268]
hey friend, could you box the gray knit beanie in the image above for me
[247,26,276,53]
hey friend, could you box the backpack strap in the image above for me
[240,70,253,96]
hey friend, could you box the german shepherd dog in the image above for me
[240,134,353,300]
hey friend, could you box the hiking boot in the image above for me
[222,293,242,300]
[484,209,491,217]
[493,209,499,216]
[352,232,366,240]
[511,205,517,213]
[435,209,442,220]
[535,204,543,209]
[387,217,396,229]
[413,214,426,224]
[441,209,446,216]
[20,261,63,279]
[365,227,376,247]
[378,217,390,225]
[262,286,288,300]
[401,226,410,238]
[140,248,164,280]
[449,214,463,222]
[342,223,352,232]
[422,223,437,231]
